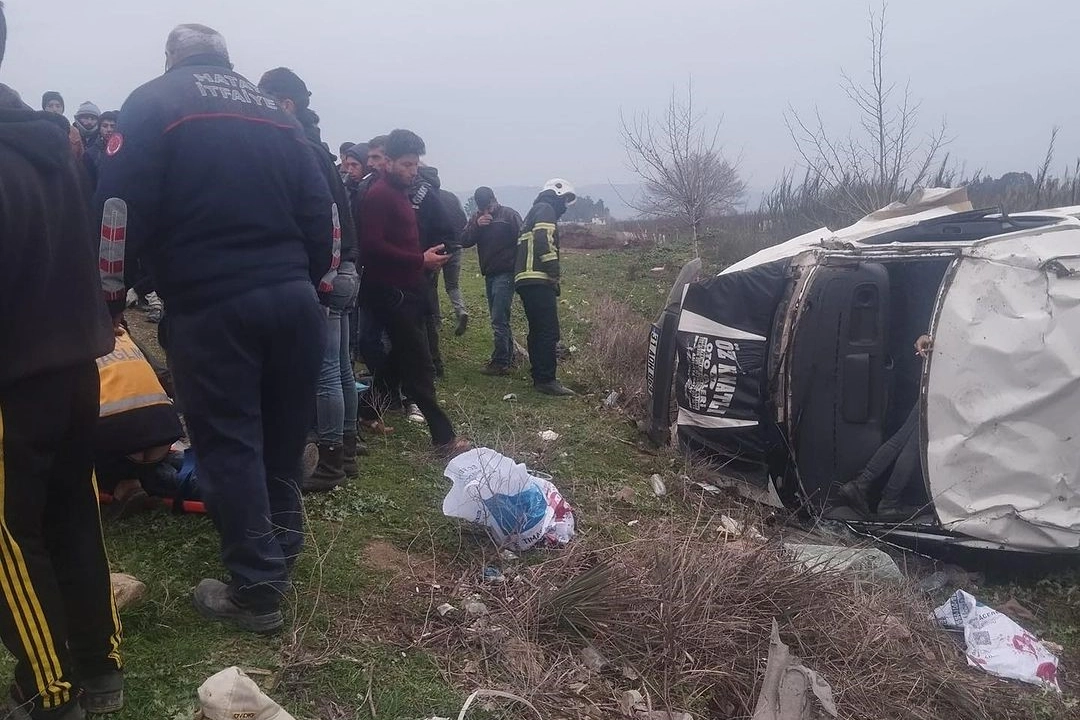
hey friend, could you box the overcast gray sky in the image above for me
[3,0,1078,195]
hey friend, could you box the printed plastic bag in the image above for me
[933,589,1060,690]
[443,448,575,551]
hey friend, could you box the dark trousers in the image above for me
[164,281,324,610]
[363,284,456,445]
[423,271,444,373]
[849,404,921,513]
[517,283,561,385]
[0,363,122,715]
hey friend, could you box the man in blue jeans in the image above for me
[461,187,523,375]
[258,68,361,489]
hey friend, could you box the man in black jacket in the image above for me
[410,165,458,381]
[95,24,333,634]
[461,187,523,375]
[515,179,577,396]
[0,5,124,717]
[258,67,362,490]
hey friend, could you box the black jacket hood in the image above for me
[417,164,441,190]
[0,85,72,173]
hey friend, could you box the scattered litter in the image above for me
[502,393,517,402]
[649,266,667,274]
[499,550,519,562]
[443,448,575,551]
[614,486,636,503]
[455,689,542,720]
[620,689,645,714]
[580,644,607,672]
[999,597,1037,623]
[621,665,641,681]
[436,603,457,618]
[464,600,489,617]
[696,481,723,495]
[751,620,837,720]
[638,712,693,720]
[483,567,506,584]
[603,390,621,408]
[538,430,560,442]
[917,570,951,594]
[110,573,147,611]
[917,565,980,595]
[717,515,766,542]
[649,474,667,497]
[786,543,905,583]
[871,614,913,643]
[627,519,640,527]
[933,589,1060,689]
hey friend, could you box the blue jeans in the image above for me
[316,263,359,445]
[316,308,358,445]
[485,273,515,367]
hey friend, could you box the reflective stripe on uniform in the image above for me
[99,392,172,418]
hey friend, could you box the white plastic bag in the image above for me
[443,448,575,551]
[933,589,1060,690]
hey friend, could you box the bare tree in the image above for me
[620,82,745,248]
[785,1,948,222]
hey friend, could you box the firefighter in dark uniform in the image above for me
[95,23,334,634]
[0,6,124,717]
[515,179,577,397]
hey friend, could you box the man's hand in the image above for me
[477,213,493,227]
[423,245,451,270]
[915,335,933,357]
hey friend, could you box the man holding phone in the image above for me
[461,187,523,375]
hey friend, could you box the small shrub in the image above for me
[575,296,651,417]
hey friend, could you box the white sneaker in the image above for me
[406,403,425,424]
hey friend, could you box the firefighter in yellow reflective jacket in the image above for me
[515,179,577,396]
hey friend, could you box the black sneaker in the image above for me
[193,579,283,634]
[479,363,511,377]
[534,381,576,397]
[454,314,469,336]
[81,672,124,714]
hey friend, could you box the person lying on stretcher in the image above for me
[95,326,183,517]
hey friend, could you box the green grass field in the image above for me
[84,246,1079,719]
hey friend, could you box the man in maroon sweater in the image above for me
[358,129,466,451]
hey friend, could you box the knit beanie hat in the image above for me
[75,101,101,119]
[257,68,310,110]
[41,91,64,111]
[474,186,496,209]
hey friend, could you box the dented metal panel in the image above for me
[925,231,1080,551]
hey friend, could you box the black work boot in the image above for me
[534,380,576,397]
[454,314,469,336]
[81,672,124,714]
[193,579,283,634]
[304,444,346,492]
[342,432,366,477]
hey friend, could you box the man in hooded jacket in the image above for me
[258,67,363,490]
[0,5,125,716]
